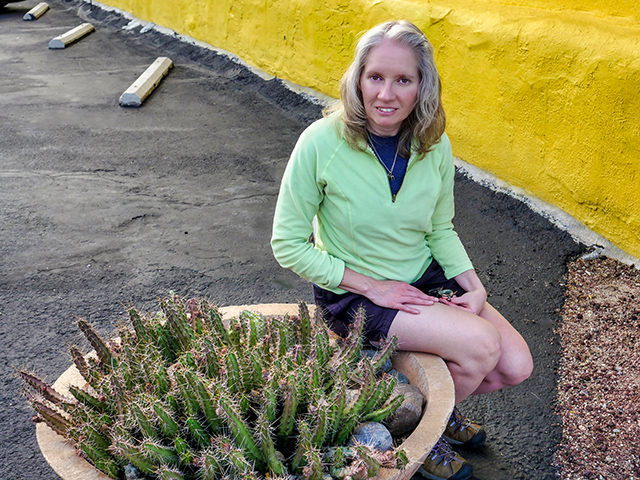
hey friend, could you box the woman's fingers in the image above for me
[372,281,438,312]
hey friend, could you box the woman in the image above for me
[271,20,533,480]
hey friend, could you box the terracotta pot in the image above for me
[37,304,454,480]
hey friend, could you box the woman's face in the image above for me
[359,39,420,137]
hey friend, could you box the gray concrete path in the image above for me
[0,1,583,478]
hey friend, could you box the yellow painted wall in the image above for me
[101,0,640,259]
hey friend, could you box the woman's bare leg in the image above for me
[387,302,532,404]
[470,302,533,395]
[388,303,502,404]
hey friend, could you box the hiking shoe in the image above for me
[418,437,473,480]
[443,406,486,449]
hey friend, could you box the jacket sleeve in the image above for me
[270,127,346,290]
[425,134,474,279]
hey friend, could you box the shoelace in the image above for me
[449,406,472,433]
[430,438,457,467]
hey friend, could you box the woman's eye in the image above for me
[370,75,381,81]
[399,78,411,85]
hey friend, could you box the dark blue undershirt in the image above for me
[367,131,408,198]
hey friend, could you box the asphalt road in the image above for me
[0,1,583,478]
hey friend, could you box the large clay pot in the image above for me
[37,304,454,480]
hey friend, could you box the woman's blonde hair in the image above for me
[324,20,445,158]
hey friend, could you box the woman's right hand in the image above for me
[369,279,440,314]
[339,268,437,314]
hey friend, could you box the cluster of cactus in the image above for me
[19,293,407,480]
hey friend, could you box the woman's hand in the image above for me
[339,268,437,314]
[367,279,438,314]
[441,289,487,315]
[441,269,488,315]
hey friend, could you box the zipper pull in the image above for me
[392,194,397,203]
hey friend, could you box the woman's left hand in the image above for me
[440,289,487,315]
[441,269,488,315]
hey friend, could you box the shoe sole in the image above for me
[443,429,486,449]
[417,463,473,480]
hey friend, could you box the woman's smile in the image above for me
[360,39,420,136]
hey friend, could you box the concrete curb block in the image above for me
[23,2,49,21]
[48,23,95,49]
[119,56,173,107]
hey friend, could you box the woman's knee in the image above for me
[455,322,502,376]
[476,323,503,365]
[503,346,534,386]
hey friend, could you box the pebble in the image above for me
[383,383,425,437]
[348,422,394,452]
[388,369,409,384]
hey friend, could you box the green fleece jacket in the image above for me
[271,115,473,294]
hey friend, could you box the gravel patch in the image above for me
[555,256,640,479]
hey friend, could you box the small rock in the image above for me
[348,422,394,452]
[383,383,425,437]
[125,464,143,480]
[345,388,359,405]
[388,369,409,384]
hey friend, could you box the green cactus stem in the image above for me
[76,441,121,479]
[371,336,398,373]
[327,382,347,445]
[256,411,287,476]
[17,369,71,408]
[184,371,221,431]
[78,423,112,452]
[186,297,205,336]
[364,393,404,423]
[142,439,179,466]
[345,361,376,418]
[395,448,410,469]
[298,301,312,350]
[174,370,201,418]
[156,465,185,480]
[110,437,156,476]
[76,319,116,370]
[356,445,382,478]
[110,374,126,421]
[163,297,194,353]
[68,385,113,415]
[223,351,242,395]
[264,374,279,424]
[185,416,211,449]
[201,337,220,378]
[302,447,324,480]
[290,419,311,474]
[215,438,255,476]
[334,412,361,446]
[174,435,196,465]
[206,306,230,347]
[310,398,329,448]
[194,447,222,479]
[277,373,299,443]
[130,401,156,438]
[69,345,91,381]
[152,401,180,439]
[29,397,71,436]
[215,389,265,468]
[128,307,149,343]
